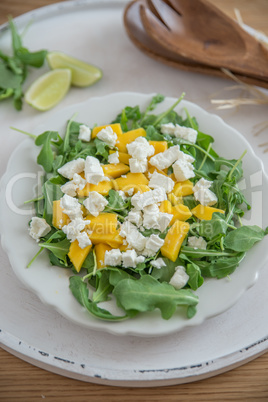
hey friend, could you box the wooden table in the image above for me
[0,0,268,400]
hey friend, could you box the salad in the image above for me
[26,93,267,321]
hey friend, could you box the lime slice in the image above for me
[47,51,102,87]
[25,69,71,111]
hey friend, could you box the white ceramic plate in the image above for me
[1,91,268,337]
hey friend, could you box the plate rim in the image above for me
[1,327,267,386]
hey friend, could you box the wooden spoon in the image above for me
[123,0,268,90]
[140,0,268,81]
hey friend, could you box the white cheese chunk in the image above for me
[149,145,181,170]
[58,158,85,180]
[129,157,148,173]
[117,190,127,200]
[126,137,154,160]
[188,236,207,250]
[193,178,218,206]
[145,234,164,253]
[160,122,176,135]
[127,210,143,227]
[60,194,83,220]
[108,151,120,164]
[150,258,166,269]
[161,123,198,143]
[173,124,198,143]
[148,171,175,193]
[84,155,104,185]
[60,181,77,197]
[104,249,122,266]
[72,173,87,190]
[97,126,117,147]
[122,249,145,268]
[131,188,167,210]
[29,217,51,242]
[62,217,91,244]
[78,124,91,142]
[120,221,147,251]
[76,231,92,249]
[142,204,172,232]
[172,159,195,182]
[83,191,108,217]
[169,266,189,289]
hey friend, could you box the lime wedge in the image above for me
[47,51,102,87]
[25,69,71,111]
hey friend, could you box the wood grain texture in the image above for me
[0,0,268,400]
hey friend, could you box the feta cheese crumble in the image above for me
[29,217,51,242]
[149,145,181,170]
[161,123,198,143]
[97,126,117,147]
[193,178,218,206]
[122,249,145,268]
[104,249,122,266]
[150,258,166,269]
[148,171,175,193]
[188,236,207,250]
[119,221,147,251]
[58,158,85,180]
[62,217,91,248]
[84,155,104,185]
[83,191,108,217]
[129,157,148,173]
[126,137,154,160]
[78,124,91,142]
[169,266,189,289]
[172,150,195,182]
[131,188,167,210]
[60,194,83,220]
[108,151,120,164]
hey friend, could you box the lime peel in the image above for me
[47,51,102,87]
[25,68,71,111]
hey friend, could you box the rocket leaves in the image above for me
[0,18,47,110]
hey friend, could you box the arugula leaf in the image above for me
[35,131,61,172]
[224,225,266,252]
[0,18,47,110]
[105,189,131,216]
[92,270,113,303]
[198,212,228,240]
[40,238,70,265]
[42,178,63,225]
[113,275,198,320]
[69,276,131,321]
[199,253,245,279]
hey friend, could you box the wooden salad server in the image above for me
[139,0,268,81]
[123,0,268,89]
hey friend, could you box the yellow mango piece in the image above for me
[172,204,192,224]
[113,172,149,194]
[138,184,151,193]
[191,205,225,221]
[160,200,191,224]
[68,239,92,273]
[148,141,168,159]
[91,123,123,139]
[173,180,194,197]
[119,243,129,252]
[94,243,112,269]
[116,128,146,153]
[86,213,118,234]
[147,165,168,176]
[168,193,182,206]
[89,229,123,247]
[77,180,112,197]
[161,220,190,262]
[109,150,131,165]
[102,162,130,179]
[159,199,174,214]
[52,200,70,229]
